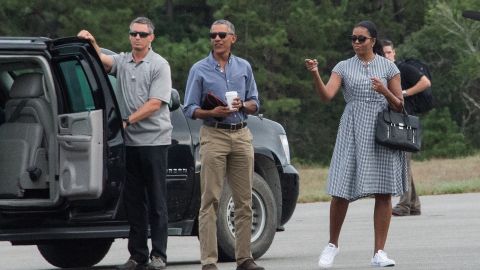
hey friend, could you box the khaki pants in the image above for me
[198,126,254,266]
[394,152,421,213]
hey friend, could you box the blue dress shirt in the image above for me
[183,52,260,124]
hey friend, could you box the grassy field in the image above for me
[296,154,480,203]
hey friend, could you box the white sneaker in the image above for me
[318,243,339,268]
[371,250,395,267]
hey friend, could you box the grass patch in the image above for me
[296,154,480,203]
[417,178,480,195]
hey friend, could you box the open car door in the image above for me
[57,110,103,199]
[48,37,112,199]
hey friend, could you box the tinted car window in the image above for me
[58,60,95,112]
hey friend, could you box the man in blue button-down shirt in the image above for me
[183,19,264,270]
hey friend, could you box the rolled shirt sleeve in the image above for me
[244,62,260,113]
[183,66,202,119]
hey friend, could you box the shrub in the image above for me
[416,108,473,160]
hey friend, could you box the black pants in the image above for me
[124,145,169,263]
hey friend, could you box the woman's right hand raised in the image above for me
[305,58,318,72]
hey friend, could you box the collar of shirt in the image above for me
[206,51,233,72]
[127,48,155,64]
[354,53,377,65]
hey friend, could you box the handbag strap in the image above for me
[386,106,412,129]
[401,106,411,127]
[396,106,414,141]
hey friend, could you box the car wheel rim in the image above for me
[226,190,266,242]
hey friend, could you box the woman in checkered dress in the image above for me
[305,21,407,268]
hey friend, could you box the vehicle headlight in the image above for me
[279,134,291,165]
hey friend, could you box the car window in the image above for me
[57,59,95,113]
[108,74,128,118]
[0,66,43,105]
[0,62,43,123]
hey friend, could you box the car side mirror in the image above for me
[169,88,181,111]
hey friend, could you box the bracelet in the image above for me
[402,90,408,97]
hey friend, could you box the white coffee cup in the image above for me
[225,91,238,110]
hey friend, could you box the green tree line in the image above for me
[1,0,479,164]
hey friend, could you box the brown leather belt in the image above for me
[204,121,247,131]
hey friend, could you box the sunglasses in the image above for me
[209,32,233,39]
[350,35,372,43]
[129,31,151,38]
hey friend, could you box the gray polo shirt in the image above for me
[111,49,172,146]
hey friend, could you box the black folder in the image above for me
[201,92,228,121]
[201,92,227,110]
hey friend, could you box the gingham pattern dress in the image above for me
[327,54,407,201]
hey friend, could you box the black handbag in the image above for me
[375,107,422,152]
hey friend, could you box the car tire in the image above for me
[37,238,113,268]
[254,155,282,227]
[217,172,277,262]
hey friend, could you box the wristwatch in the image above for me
[123,117,131,127]
[402,90,408,97]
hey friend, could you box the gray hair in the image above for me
[211,19,235,34]
[130,17,155,33]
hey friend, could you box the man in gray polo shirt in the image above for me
[78,17,172,270]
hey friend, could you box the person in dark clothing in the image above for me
[78,17,172,270]
[382,39,431,216]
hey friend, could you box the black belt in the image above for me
[204,121,247,130]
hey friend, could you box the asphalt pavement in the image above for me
[1,193,479,270]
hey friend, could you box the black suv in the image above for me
[0,37,299,268]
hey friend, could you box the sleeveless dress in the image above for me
[327,54,407,201]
